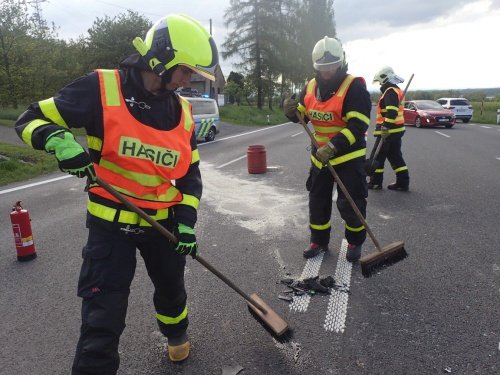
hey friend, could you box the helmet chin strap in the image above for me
[159,68,175,93]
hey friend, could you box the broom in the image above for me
[94,176,289,337]
[296,115,407,277]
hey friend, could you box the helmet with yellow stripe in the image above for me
[133,14,219,81]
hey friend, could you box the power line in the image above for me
[94,0,163,17]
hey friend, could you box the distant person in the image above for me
[15,14,218,374]
[369,66,409,191]
[283,36,371,263]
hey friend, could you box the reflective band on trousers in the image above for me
[156,306,188,325]
[345,223,365,232]
[310,221,331,230]
[87,200,168,226]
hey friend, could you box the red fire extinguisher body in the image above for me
[10,201,37,261]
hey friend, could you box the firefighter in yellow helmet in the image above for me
[369,66,410,191]
[15,14,218,373]
[283,37,371,262]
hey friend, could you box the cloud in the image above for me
[39,0,500,89]
[335,0,500,41]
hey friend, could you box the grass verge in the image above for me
[0,143,59,187]
[219,104,289,125]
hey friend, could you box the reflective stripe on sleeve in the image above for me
[180,194,200,209]
[21,119,51,147]
[39,98,68,127]
[340,128,356,146]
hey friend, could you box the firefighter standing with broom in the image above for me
[283,36,371,263]
[15,14,218,374]
[368,66,410,191]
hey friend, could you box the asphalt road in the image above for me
[0,120,499,375]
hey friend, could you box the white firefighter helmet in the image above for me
[373,66,404,85]
[312,36,345,72]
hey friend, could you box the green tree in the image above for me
[226,71,244,104]
[0,0,31,107]
[290,0,336,87]
[80,11,152,71]
[223,81,242,105]
[223,0,296,109]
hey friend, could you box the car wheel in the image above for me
[445,124,453,128]
[462,118,470,123]
[205,126,216,142]
[415,117,422,128]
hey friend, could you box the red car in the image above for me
[403,100,456,128]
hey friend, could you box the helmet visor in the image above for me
[314,60,342,72]
[180,63,216,81]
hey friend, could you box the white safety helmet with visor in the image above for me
[312,36,345,72]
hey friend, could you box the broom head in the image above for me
[247,293,289,337]
[360,241,407,277]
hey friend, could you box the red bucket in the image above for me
[247,145,267,174]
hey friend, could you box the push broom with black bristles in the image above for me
[94,176,290,337]
[297,115,407,277]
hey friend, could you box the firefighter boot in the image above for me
[367,182,382,190]
[346,243,362,263]
[303,243,328,259]
[167,333,190,362]
[387,182,409,191]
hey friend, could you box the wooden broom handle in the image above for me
[94,176,267,314]
[297,116,383,252]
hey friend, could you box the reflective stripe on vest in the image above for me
[304,75,356,146]
[89,69,194,210]
[87,200,169,226]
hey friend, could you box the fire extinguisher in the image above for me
[10,201,37,261]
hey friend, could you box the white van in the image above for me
[183,97,219,142]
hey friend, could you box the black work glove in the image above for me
[173,222,198,258]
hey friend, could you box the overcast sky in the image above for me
[39,0,500,91]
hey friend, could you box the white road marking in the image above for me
[1,123,294,194]
[480,126,491,129]
[198,122,292,147]
[324,239,352,333]
[0,175,71,195]
[435,131,450,138]
[289,252,325,312]
[496,157,500,161]
[216,154,247,169]
[291,131,303,137]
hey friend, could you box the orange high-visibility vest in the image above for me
[90,69,194,209]
[376,86,404,126]
[303,75,356,146]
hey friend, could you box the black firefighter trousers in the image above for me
[307,157,368,247]
[71,217,188,375]
[370,132,409,187]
